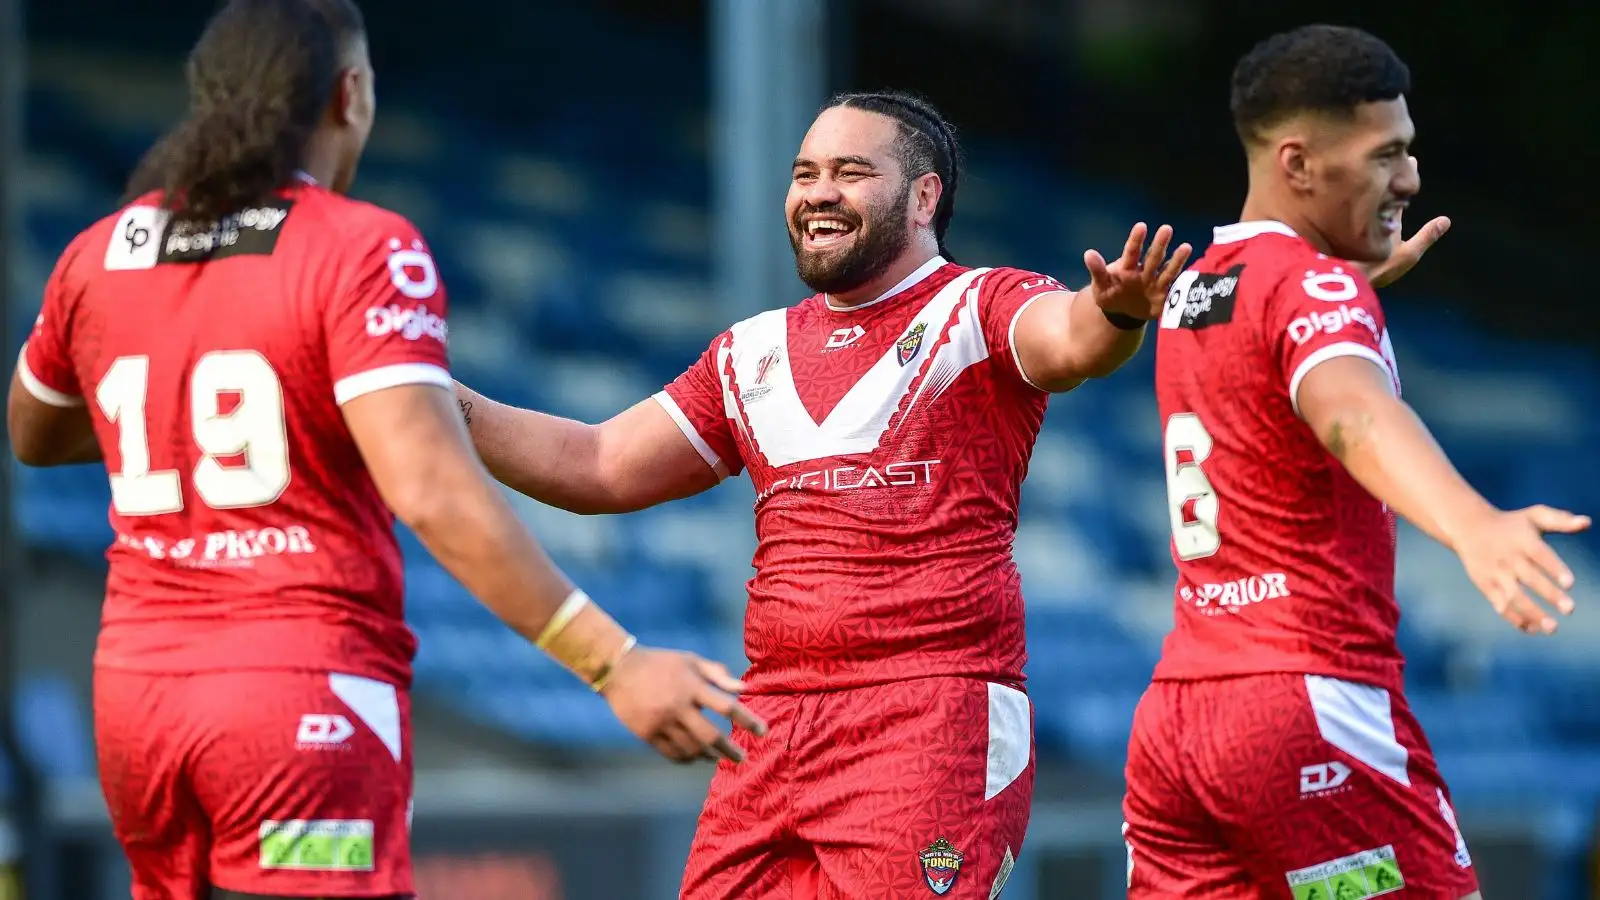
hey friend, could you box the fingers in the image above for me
[654,726,699,764]
[696,682,769,737]
[1141,225,1172,280]
[1392,216,1448,265]
[1083,249,1111,291]
[1121,222,1148,269]
[1485,571,1551,635]
[1522,532,1577,596]
[1506,593,1557,635]
[1367,215,1450,288]
[710,732,747,763]
[1409,215,1451,251]
[1524,504,1592,535]
[1513,557,1571,622]
[680,709,744,764]
[694,657,747,694]
[666,721,718,763]
[1156,242,1193,292]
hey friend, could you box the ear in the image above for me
[331,66,363,127]
[910,172,942,228]
[1275,136,1315,193]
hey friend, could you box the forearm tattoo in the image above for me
[458,398,473,426]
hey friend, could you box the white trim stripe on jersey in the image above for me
[1213,220,1298,245]
[1288,342,1395,419]
[1304,675,1412,787]
[15,346,84,407]
[736,267,987,468]
[824,255,947,312]
[1005,291,1067,392]
[897,272,995,432]
[332,362,452,406]
[328,673,403,764]
[985,682,1032,801]
[652,390,730,480]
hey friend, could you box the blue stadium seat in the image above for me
[14,673,94,781]
[1485,654,1600,746]
[1043,689,1143,767]
[471,685,638,750]
[1409,688,1543,753]
[1395,617,1451,690]
[559,562,716,633]
[1435,748,1600,805]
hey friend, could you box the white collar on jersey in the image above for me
[824,255,948,312]
[1212,220,1298,244]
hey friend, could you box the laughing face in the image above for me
[1303,96,1420,262]
[786,106,920,295]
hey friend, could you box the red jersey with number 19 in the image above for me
[1151,220,1405,693]
[18,183,451,686]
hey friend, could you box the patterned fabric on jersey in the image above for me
[1152,221,1406,693]
[19,183,451,685]
[680,676,1033,900]
[96,669,415,899]
[658,257,1063,693]
[1124,674,1477,899]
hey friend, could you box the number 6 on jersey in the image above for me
[1164,413,1220,560]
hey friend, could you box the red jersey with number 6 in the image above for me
[17,181,451,686]
[1151,220,1405,692]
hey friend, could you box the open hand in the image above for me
[1084,222,1193,322]
[1454,505,1590,635]
[601,645,769,764]
[1361,212,1451,289]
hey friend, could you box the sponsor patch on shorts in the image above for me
[1286,844,1404,899]
[259,819,375,871]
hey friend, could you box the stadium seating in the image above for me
[11,6,1600,821]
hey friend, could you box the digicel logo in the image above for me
[365,303,448,344]
[1286,305,1378,346]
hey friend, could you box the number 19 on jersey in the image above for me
[1163,413,1220,560]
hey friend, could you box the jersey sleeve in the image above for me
[1266,258,1396,417]
[653,332,741,479]
[17,233,91,407]
[325,215,453,405]
[979,267,1072,392]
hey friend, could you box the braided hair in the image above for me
[124,0,366,220]
[829,90,962,260]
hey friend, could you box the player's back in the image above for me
[1151,221,1405,692]
[21,181,451,684]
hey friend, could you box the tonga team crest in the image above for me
[897,322,927,367]
[919,837,964,895]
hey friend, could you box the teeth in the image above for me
[807,220,850,235]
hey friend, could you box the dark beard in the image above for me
[789,183,912,295]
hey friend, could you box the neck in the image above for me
[1239,171,1330,255]
[826,245,942,309]
[299,133,344,193]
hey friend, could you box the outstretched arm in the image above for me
[1010,289,1147,391]
[456,383,720,515]
[1299,357,1493,548]
[1299,356,1589,633]
[1010,222,1191,392]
